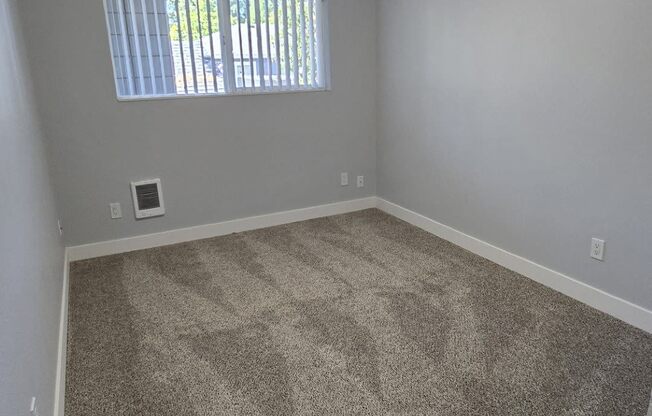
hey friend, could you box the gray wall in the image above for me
[18,0,377,246]
[0,0,65,415]
[377,0,652,310]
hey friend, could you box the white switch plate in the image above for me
[110,203,123,219]
[341,172,349,186]
[357,175,364,188]
[590,238,605,261]
[57,219,63,236]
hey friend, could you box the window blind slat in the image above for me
[315,0,323,86]
[139,0,157,94]
[117,0,136,94]
[174,0,189,93]
[264,0,273,88]
[152,0,168,94]
[127,0,146,94]
[206,0,218,92]
[274,0,282,87]
[245,0,256,88]
[184,0,198,93]
[291,0,298,87]
[254,0,265,88]
[196,2,208,92]
[236,0,247,88]
[282,0,291,87]
[309,0,315,86]
[108,1,127,95]
[300,0,307,86]
[218,0,236,91]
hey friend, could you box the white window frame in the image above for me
[103,0,331,101]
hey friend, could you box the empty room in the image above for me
[2,0,652,415]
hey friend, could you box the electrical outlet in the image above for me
[341,172,349,186]
[590,238,605,261]
[57,220,63,236]
[357,175,364,188]
[30,397,39,416]
[110,203,123,219]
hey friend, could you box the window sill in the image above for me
[115,87,330,103]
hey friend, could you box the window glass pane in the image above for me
[104,0,327,98]
[168,0,224,94]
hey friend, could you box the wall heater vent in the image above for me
[131,179,165,219]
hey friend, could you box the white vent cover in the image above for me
[131,179,165,219]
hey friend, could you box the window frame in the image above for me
[102,0,331,102]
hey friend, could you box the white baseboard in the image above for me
[53,249,69,416]
[376,198,652,334]
[64,195,650,334]
[67,197,377,262]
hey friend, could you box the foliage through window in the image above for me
[104,0,329,99]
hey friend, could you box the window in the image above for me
[103,0,329,99]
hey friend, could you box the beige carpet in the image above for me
[66,209,652,415]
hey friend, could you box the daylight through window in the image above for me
[104,0,328,99]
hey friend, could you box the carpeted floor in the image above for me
[66,209,652,415]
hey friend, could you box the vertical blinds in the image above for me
[104,0,328,98]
